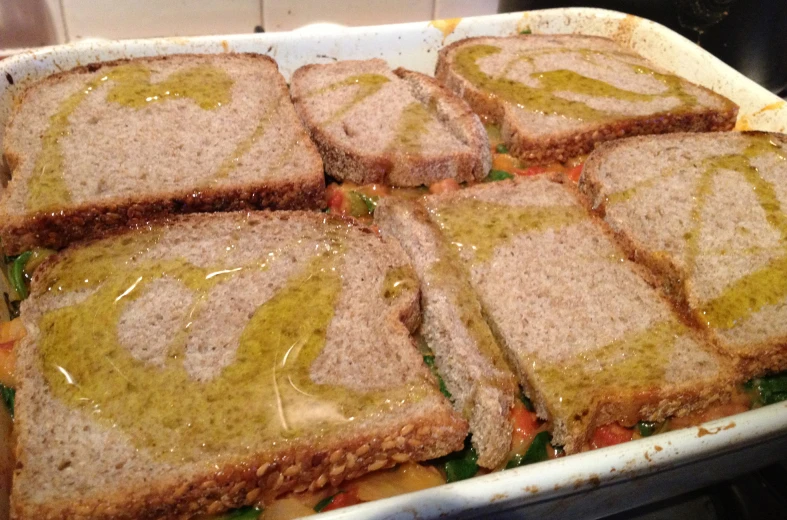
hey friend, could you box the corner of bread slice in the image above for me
[376,197,517,468]
[435,35,738,163]
[11,211,466,519]
[419,176,736,454]
[578,131,787,380]
[0,53,324,254]
[289,59,489,187]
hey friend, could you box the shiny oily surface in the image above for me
[390,102,434,155]
[451,44,697,122]
[429,197,587,264]
[606,134,787,331]
[534,320,684,422]
[35,224,429,463]
[26,63,234,212]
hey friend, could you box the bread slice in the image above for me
[376,198,517,468]
[0,54,325,255]
[435,35,738,163]
[580,131,787,379]
[290,59,490,186]
[420,177,735,453]
[12,211,466,519]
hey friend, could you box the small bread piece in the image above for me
[0,54,324,255]
[12,211,466,520]
[422,177,735,453]
[580,131,787,379]
[436,35,738,163]
[376,198,517,468]
[290,59,490,186]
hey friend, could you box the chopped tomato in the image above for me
[325,184,350,214]
[566,163,584,183]
[0,319,25,345]
[591,423,634,449]
[429,178,461,194]
[511,401,539,440]
[491,153,520,173]
[322,488,362,512]
[513,165,548,177]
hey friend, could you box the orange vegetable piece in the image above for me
[591,423,634,449]
[492,153,520,173]
[429,178,461,194]
[511,401,539,440]
[514,165,548,177]
[566,163,584,183]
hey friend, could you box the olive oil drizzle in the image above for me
[37,229,429,462]
[214,98,281,181]
[452,45,697,122]
[429,197,587,264]
[605,135,787,331]
[534,320,683,420]
[382,265,419,300]
[27,63,234,212]
[309,73,390,124]
[389,102,434,155]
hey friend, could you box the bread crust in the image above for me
[435,35,739,163]
[579,132,787,380]
[0,53,325,255]
[11,210,467,519]
[290,61,489,187]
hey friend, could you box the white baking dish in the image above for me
[1,8,785,519]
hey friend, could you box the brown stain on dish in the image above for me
[221,40,230,53]
[430,18,462,43]
[612,14,640,46]
[735,115,752,131]
[573,474,601,490]
[697,422,735,437]
[525,485,539,493]
[654,445,663,451]
[490,493,508,502]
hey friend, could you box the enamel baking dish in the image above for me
[1,8,786,519]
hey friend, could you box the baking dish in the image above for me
[1,8,785,519]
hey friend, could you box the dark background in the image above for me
[500,0,787,96]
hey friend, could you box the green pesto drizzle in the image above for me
[390,102,434,155]
[105,63,233,110]
[308,73,390,124]
[214,99,281,181]
[37,229,428,463]
[604,134,787,332]
[429,198,587,264]
[452,45,696,122]
[382,265,419,300]
[534,320,683,420]
[26,63,234,212]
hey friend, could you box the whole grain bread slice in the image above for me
[290,59,490,186]
[376,198,517,468]
[422,177,736,453]
[435,35,738,163]
[12,211,466,520]
[579,131,787,379]
[0,53,325,255]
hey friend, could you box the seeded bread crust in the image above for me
[579,132,787,379]
[12,211,467,520]
[376,198,517,468]
[290,59,490,186]
[0,54,325,255]
[435,35,738,163]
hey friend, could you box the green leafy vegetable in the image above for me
[9,251,32,300]
[748,371,787,405]
[484,170,514,182]
[0,384,13,418]
[354,192,379,213]
[506,431,551,469]
[423,355,452,399]
[518,389,535,412]
[520,26,532,34]
[437,437,479,483]
[216,507,262,520]
[347,192,371,217]
[636,421,658,437]
[495,143,509,154]
[314,493,340,512]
